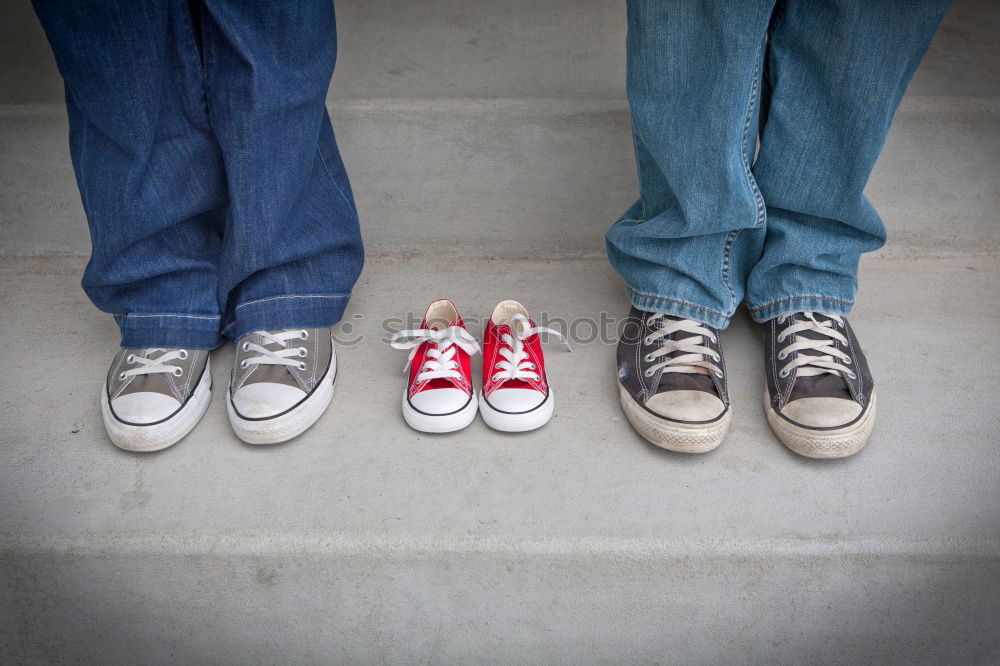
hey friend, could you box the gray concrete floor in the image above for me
[2,253,999,662]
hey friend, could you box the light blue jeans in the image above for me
[607,0,951,328]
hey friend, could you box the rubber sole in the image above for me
[101,367,212,453]
[401,392,479,433]
[765,388,877,459]
[227,357,336,445]
[479,389,554,433]
[618,382,730,453]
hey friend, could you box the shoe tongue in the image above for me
[783,314,851,401]
[243,330,301,388]
[651,319,719,396]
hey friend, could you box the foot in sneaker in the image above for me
[480,300,569,432]
[616,307,731,453]
[389,299,481,433]
[763,312,876,458]
[102,348,212,452]
[227,328,336,444]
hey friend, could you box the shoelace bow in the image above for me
[119,348,189,381]
[643,314,722,379]
[492,313,571,383]
[775,312,855,380]
[390,326,481,382]
[240,329,310,371]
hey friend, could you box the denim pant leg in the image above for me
[746,0,951,322]
[606,0,776,329]
[195,0,364,342]
[32,1,228,349]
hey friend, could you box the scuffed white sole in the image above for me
[101,367,212,453]
[228,358,336,445]
[401,391,478,433]
[479,389,554,433]
[618,382,730,453]
[765,388,877,459]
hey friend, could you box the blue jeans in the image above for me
[606,0,950,328]
[33,0,364,349]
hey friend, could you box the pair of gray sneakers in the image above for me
[101,328,336,451]
[616,307,876,458]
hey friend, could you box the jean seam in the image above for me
[627,287,729,320]
[233,293,351,310]
[723,27,768,312]
[749,295,854,314]
[317,144,357,216]
[118,313,220,321]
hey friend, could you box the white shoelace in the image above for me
[239,329,309,371]
[390,326,481,382]
[119,348,189,381]
[643,314,722,379]
[491,313,571,383]
[775,312,855,380]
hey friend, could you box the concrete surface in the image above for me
[2,0,1000,663]
[3,0,999,103]
[2,97,998,257]
[2,254,999,663]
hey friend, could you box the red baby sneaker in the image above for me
[480,300,570,432]
[390,299,481,433]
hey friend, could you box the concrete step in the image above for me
[2,96,998,257]
[2,252,998,662]
[3,0,999,104]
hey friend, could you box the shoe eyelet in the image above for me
[240,360,248,369]
[779,369,789,378]
[713,355,720,362]
[300,330,309,340]
[242,342,250,351]
[643,369,654,378]
[715,371,724,378]
[844,357,853,365]
[118,372,126,381]
[297,347,308,357]
[777,315,787,324]
[777,352,787,361]
[847,372,857,380]
[126,354,135,364]
[172,368,183,377]
[298,362,307,371]
[644,353,654,362]
[177,349,189,360]
[643,336,653,345]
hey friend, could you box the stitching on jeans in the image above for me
[721,229,741,309]
[234,294,350,310]
[122,313,220,321]
[628,288,728,320]
[749,295,854,314]
[317,146,358,216]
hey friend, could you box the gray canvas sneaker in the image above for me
[101,348,212,452]
[616,306,731,453]
[227,328,336,444]
[763,312,876,458]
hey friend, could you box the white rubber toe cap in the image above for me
[780,396,863,428]
[645,390,725,422]
[486,387,546,413]
[110,392,182,425]
[409,388,470,415]
[232,382,307,419]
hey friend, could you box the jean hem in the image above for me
[114,313,223,349]
[626,287,731,329]
[223,293,351,341]
[748,295,854,323]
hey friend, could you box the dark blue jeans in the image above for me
[33,0,364,349]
